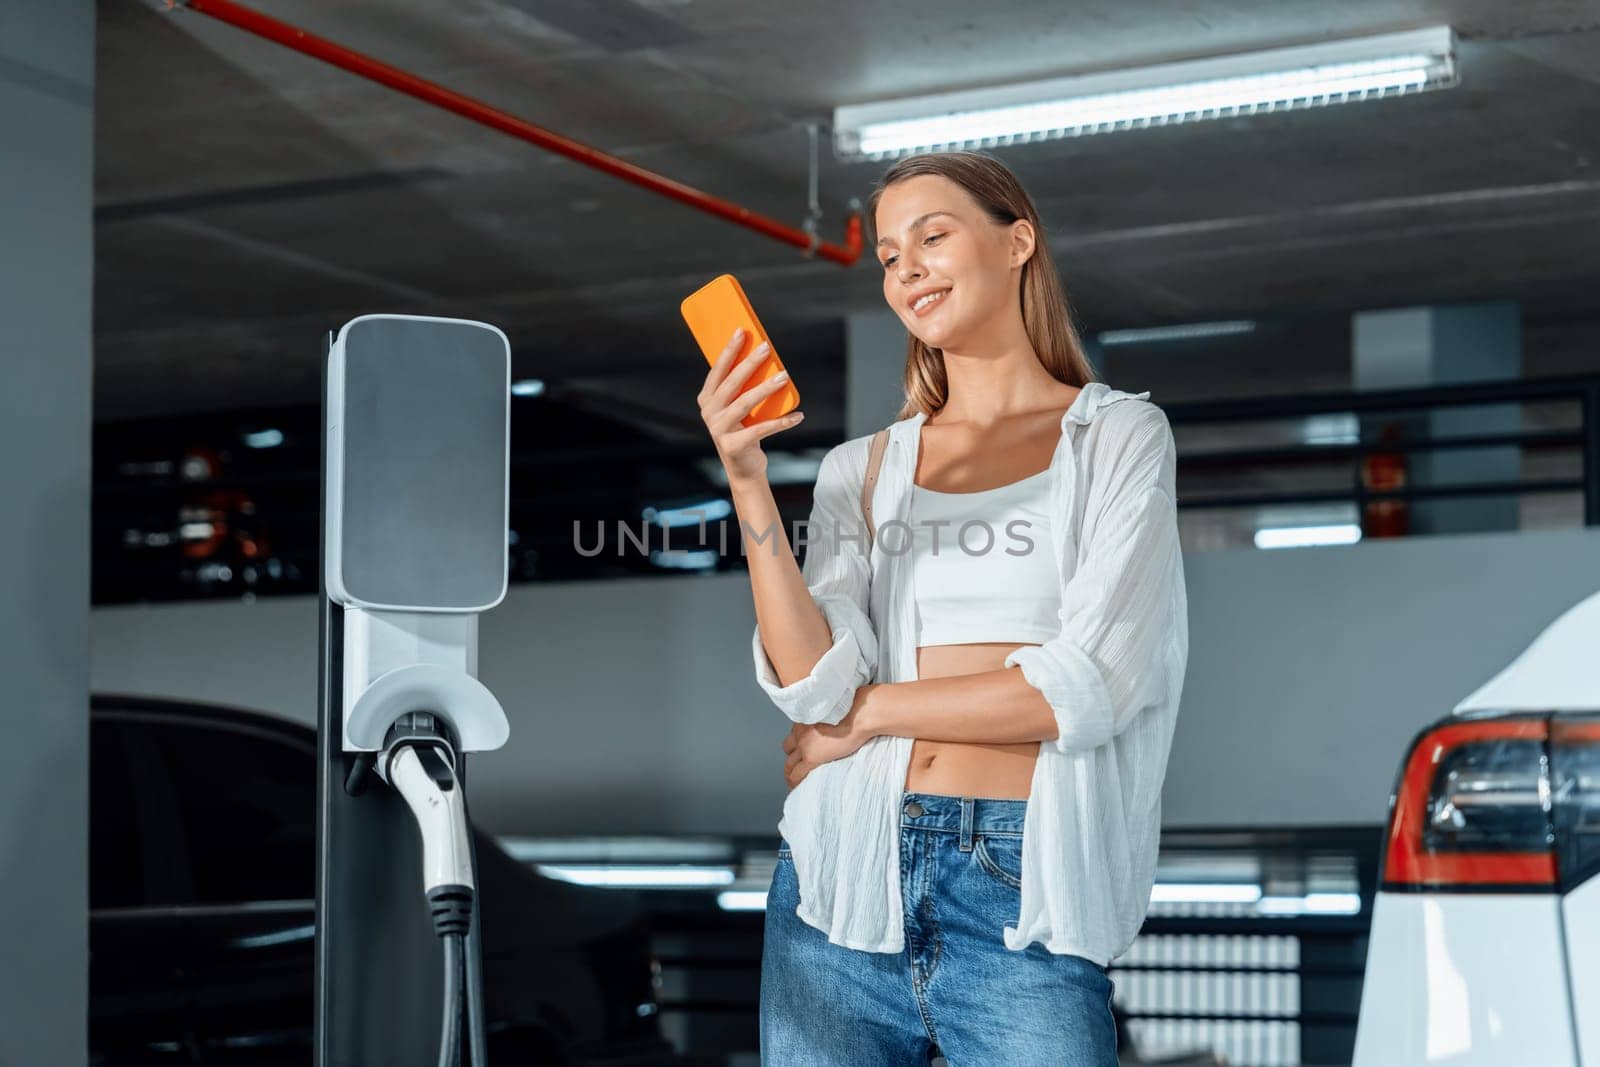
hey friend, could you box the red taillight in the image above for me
[1383,716,1556,890]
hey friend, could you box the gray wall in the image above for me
[92,574,789,836]
[92,526,1600,836]
[0,2,94,1063]
[1167,525,1600,827]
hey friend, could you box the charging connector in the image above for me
[375,712,489,1065]
[384,737,475,897]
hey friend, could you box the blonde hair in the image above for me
[867,151,1099,421]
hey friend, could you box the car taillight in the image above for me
[1384,716,1556,890]
[1383,713,1600,892]
[1551,715,1600,890]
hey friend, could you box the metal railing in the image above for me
[1161,374,1600,526]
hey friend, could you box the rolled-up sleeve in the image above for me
[1003,409,1187,755]
[751,444,879,725]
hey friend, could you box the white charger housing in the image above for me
[325,314,512,754]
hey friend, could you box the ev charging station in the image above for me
[315,314,512,1066]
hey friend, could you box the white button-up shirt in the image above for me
[751,381,1190,965]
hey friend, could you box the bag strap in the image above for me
[860,428,890,547]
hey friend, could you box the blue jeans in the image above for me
[760,790,1118,1066]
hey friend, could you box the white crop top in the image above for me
[909,466,1061,646]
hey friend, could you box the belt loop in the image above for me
[959,797,974,852]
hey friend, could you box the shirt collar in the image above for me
[1063,380,1152,427]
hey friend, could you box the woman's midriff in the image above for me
[903,641,1040,800]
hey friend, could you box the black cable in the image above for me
[463,887,489,1063]
[428,884,472,1067]
[439,932,463,1067]
[462,787,489,1066]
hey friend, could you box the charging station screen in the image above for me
[337,317,508,611]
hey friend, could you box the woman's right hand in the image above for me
[698,328,805,487]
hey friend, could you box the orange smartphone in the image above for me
[680,273,800,428]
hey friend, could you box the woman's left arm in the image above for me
[862,406,1188,752]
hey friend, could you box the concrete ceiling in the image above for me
[95,0,1600,435]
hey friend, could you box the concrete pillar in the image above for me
[1351,301,1522,536]
[845,308,910,439]
[0,2,94,1065]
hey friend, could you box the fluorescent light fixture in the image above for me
[1257,892,1363,916]
[232,923,316,949]
[834,26,1456,159]
[1302,413,1361,446]
[244,428,284,448]
[1255,523,1363,549]
[642,499,733,528]
[511,378,545,397]
[534,864,736,888]
[497,835,734,863]
[717,890,770,912]
[1149,882,1263,905]
[649,548,719,570]
[1098,320,1256,346]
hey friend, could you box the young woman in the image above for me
[698,151,1189,1065]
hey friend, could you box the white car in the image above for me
[1353,590,1600,1065]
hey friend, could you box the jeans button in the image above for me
[904,801,924,817]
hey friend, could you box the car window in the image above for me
[131,717,317,905]
[90,722,145,909]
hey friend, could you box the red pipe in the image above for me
[177,0,864,266]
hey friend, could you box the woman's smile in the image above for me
[910,287,952,317]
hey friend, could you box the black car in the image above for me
[88,693,679,1065]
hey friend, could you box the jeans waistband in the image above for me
[899,790,1026,839]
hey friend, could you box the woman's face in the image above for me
[874,173,1030,353]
